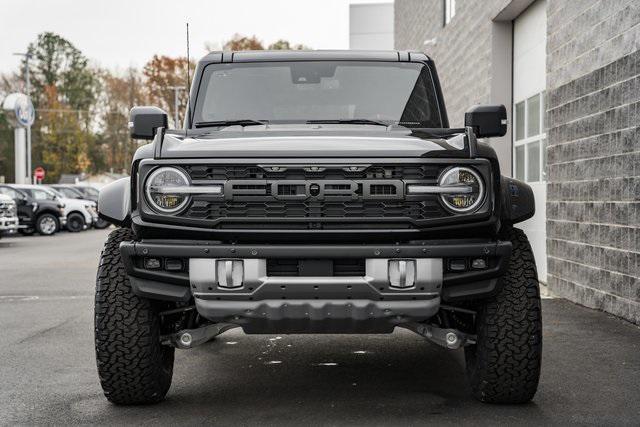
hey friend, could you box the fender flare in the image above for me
[500,176,535,224]
[97,177,131,227]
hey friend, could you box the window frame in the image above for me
[513,91,546,183]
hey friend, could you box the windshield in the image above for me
[193,61,443,128]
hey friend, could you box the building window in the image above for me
[444,0,456,26]
[514,91,546,182]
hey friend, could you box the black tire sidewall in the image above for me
[66,213,85,232]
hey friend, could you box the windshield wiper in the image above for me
[306,119,391,127]
[194,119,269,128]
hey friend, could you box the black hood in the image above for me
[158,124,467,159]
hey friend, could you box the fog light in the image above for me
[217,259,244,288]
[471,258,487,269]
[144,257,161,270]
[388,259,416,289]
[448,258,467,272]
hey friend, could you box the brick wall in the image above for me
[546,0,640,324]
[395,0,509,126]
[396,0,640,325]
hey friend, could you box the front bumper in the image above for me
[0,217,19,232]
[120,239,511,333]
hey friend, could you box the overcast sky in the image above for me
[0,0,392,74]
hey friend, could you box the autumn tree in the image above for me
[142,55,194,127]
[97,68,146,173]
[268,39,310,50]
[37,86,90,182]
[223,34,264,51]
[220,35,310,51]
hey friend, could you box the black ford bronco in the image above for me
[95,50,540,405]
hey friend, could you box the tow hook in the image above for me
[402,323,476,349]
[162,323,239,349]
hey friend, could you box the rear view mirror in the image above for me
[129,106,168,140]
[464,104,507,138]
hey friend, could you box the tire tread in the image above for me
[94,228,174,405]
[465,227,542,404]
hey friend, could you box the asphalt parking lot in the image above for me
[1,229,639,425]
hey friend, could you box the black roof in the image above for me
[198,50,430,64]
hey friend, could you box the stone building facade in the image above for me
[395,0,640,325]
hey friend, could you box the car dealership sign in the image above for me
[2,93,35,127]
[2,93,34,183]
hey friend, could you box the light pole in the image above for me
[167,86,185,128]
[13,52,32,182]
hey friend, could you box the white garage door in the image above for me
[513,0,547,282]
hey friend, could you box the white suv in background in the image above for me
[0,194,19,237]
[15,185,97,232]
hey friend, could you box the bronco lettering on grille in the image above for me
[222,180,404,201]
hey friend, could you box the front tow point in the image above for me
[179,332,193,347]
[163,323,240,349]
[445,332,459,348]
[401,323,476,350]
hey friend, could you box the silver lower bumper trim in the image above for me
[189,257,443,332]
[190,258,442,294]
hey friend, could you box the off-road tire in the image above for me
[94,228,174,405]
[35,213,59,235]
[66,212,85,232]
[464,228,542,404]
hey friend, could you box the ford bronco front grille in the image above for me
[140,163,480,229]
[170,163,455,226]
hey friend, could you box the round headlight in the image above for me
[145,167,190,213]
[438,167,484,213]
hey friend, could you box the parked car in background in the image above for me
[47,186,99,232]
[13,185,96,233]
[0,194,19,238]
[0,185,65,236]
[50,184,110,229]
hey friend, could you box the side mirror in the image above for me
[464,104,507,138]
[129,106,168,140]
